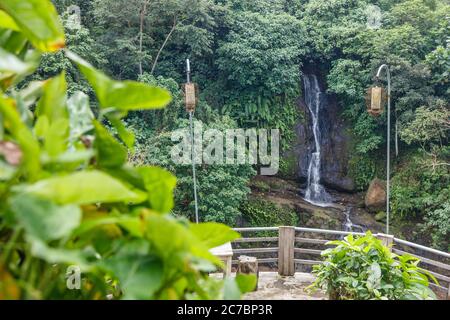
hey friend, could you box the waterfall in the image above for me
[303,74,332,206]
[343,207,365,233]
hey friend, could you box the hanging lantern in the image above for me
[366,86,387,117]
[184,83,198,112]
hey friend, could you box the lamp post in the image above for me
[375,64,391,235]
[185,59,199,224]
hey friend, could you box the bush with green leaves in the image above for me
[130,115,256,225]
[0,0,255,300]
[308,232,438,300]
[240,197,298,228]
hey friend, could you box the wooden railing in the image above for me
[232,226,450,299]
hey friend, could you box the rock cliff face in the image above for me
[293,71,355,192]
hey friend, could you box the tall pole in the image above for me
[376,64,391,234]
[186,59,199,224]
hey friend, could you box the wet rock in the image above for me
[365,178,387,213]
[293,72,355,193]
[375,211,387,222]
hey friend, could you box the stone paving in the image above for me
[212,272,327,300]
[244,272,327,300]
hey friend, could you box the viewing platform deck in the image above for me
[220,226,450,300]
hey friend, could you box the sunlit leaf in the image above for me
[145,215,222,266]
[235,274,257,294]
[36,72,68,124]
[0,0,65,52]
[137,166,177,213]
[66,50,172,110]
[190,223,240,249]
[0,10,19,31]
[0,95,41,179]
[16,170,147,205]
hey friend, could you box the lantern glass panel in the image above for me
[185,83,196,112]
[366,86,386,117]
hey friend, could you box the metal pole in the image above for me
[186,59,199,224]
[376,64,391,234]
[189,111,199,224]
[186,58,191,83]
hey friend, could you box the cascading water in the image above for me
[303,74,332,206]
[343,207,365,233]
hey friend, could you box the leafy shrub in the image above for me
[348,154,377,191]
[308,232,437,300]
[0,0,255,300]
[240,197,298,228]
[391,153,450,250]
[133,116,256,225]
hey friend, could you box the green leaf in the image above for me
[190,223,240,249]
[93,120,127,168]
[28,237,91,271]
[0,0,65,52]
[0,48,38,90]
[36,72,68,124]
[66,50,172,110]
[0,10,19,31]
[10,194,81,241]
[67,91,94,142]
[145,215,221,266]
[223,278,241,300]
[367,261,382,290]
[1,30,28,55]
[137,166,177,213]
[106,114,135,150]
[16,170,147,205]
[43,117,69,157]
[235,274,257,293]
[101,255,163,300]
[0,47,29,74]
[17,81,44,110]
[0,159,16,180]
[0,95,41,179]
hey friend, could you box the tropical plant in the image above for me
[308,232,438,300]
[0,0,255,300]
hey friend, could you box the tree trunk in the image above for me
[138,0,150,77]
[150,17,177,75]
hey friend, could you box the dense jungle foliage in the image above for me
[22,0,450,252]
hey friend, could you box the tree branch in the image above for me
[150,17,178,75]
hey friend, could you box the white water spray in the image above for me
[303,74,332,206]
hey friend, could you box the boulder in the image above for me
[365,178,387,212]
[375,211,387,222]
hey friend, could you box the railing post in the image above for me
[278,226,295,276]
[447,283,450,300]
[376,233,394,251]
